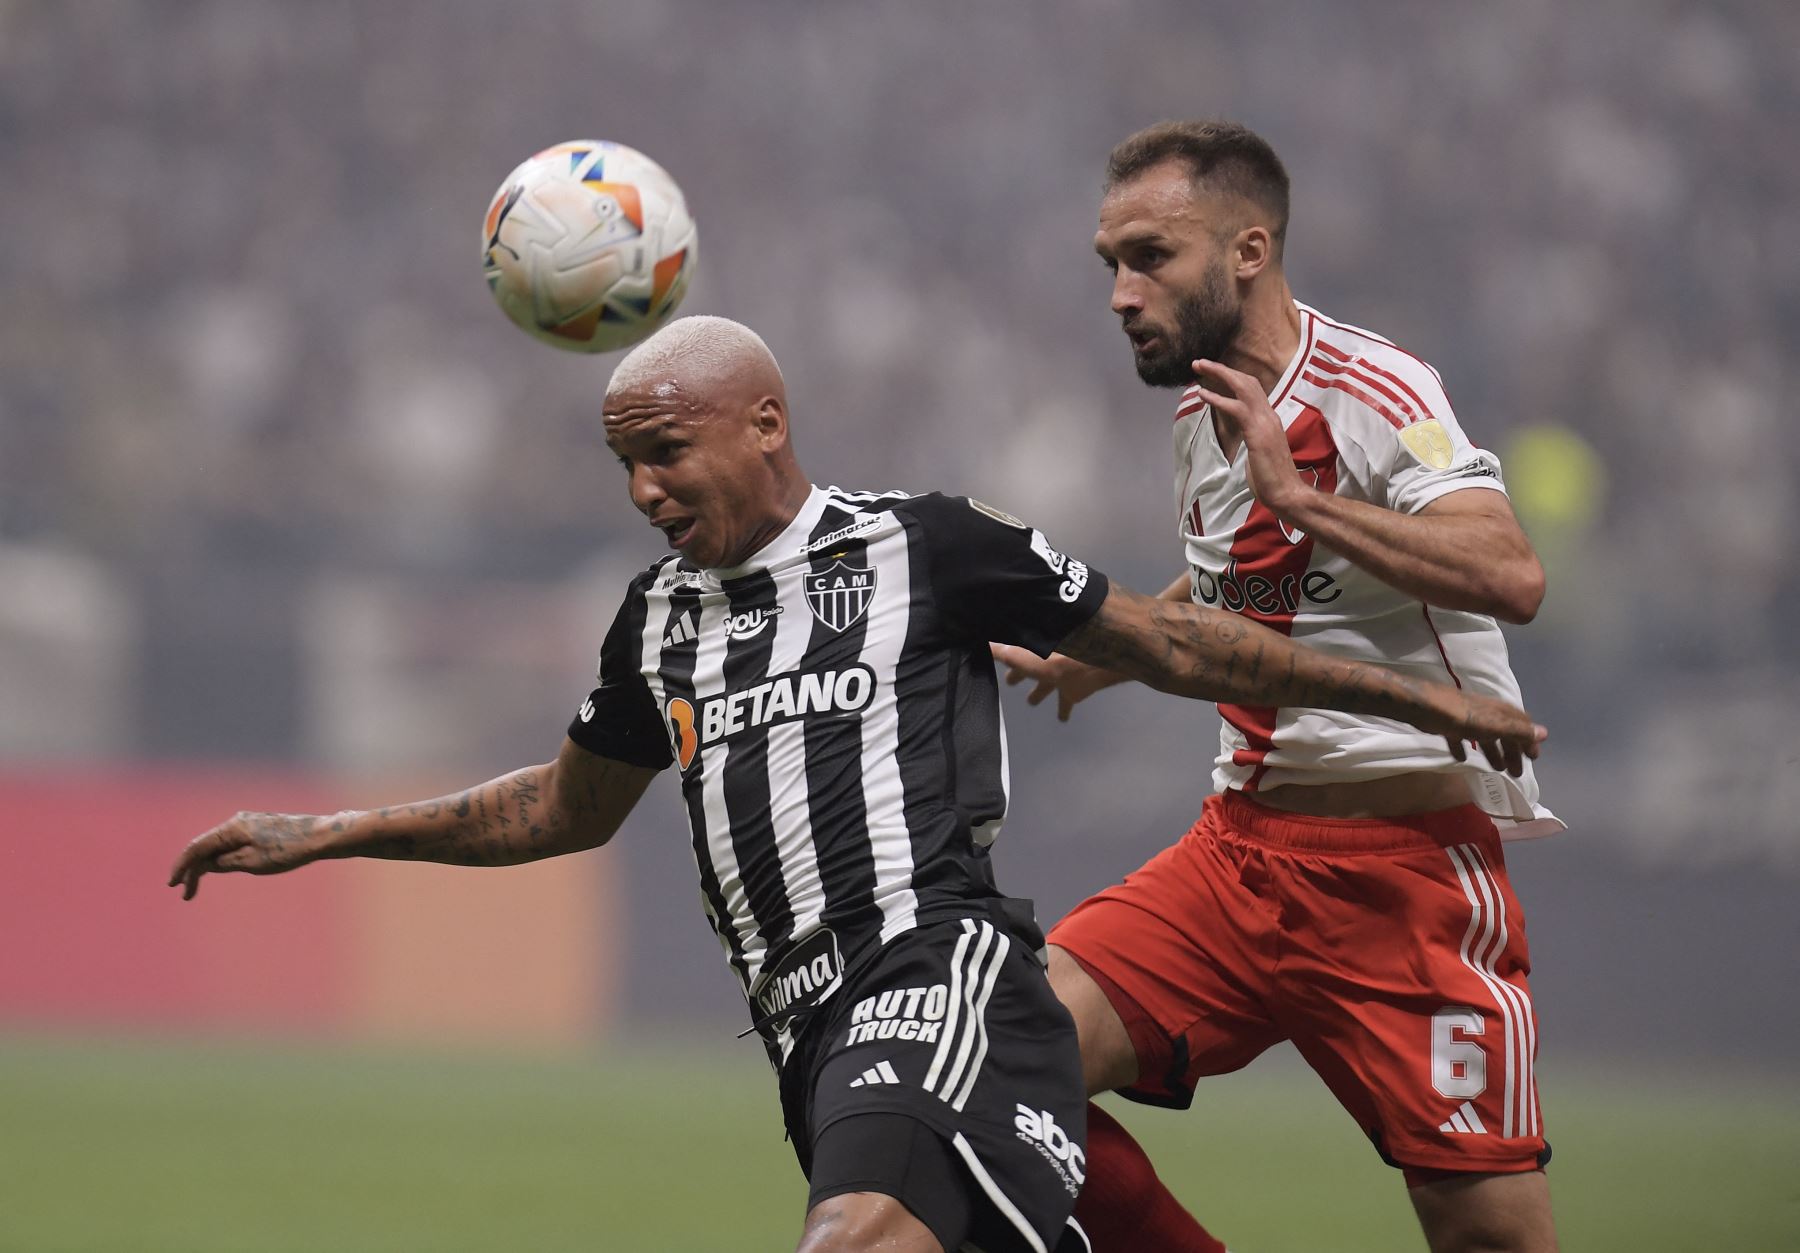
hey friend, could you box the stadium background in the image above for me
[3,1,1796,1248]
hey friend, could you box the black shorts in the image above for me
[781,915,1090,1253]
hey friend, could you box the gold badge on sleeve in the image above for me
[1398,419,1456,470]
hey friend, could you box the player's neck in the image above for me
[1225,278,1302,397]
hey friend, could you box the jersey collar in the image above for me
[1270,303,1319,410]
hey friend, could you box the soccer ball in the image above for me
[481,140,698,353]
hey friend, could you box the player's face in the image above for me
[604,386,783,568]
[1096,162,1244,388]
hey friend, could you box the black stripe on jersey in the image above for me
[715,570,795,951]
[656,576,753,993]
[889,514,993,903]
[798,501,886,941]
[891,506,1006,901]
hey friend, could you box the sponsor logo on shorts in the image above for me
[1438,1100,1489,1135]
[848,1059,902,1088]
[1014,1104,1085,1194]
[844,983,950,1046]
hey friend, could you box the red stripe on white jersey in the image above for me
[1314,328,1444,424]
[1309,351,1426,425]
[1301,370,1407,430]
[1217,403,1339,789]
[1422,605,1463,689]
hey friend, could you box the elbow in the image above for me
[1491,559,1546,625]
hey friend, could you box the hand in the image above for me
[167,812,328,900]
[1432,692,1547,778]
[1192,358,1309,516]
[991,643,1122,722]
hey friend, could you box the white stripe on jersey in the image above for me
[760,573,830,946]
[690,597,770,986]
[847,502,921,944]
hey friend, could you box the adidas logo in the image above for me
[1438,1101,1488,1135]
[662,612,698,648]
[849,1060,901,1088]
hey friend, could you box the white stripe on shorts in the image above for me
[1445,842,1537,1139]
[1465,842,1539,1135]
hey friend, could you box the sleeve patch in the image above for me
[1398,419,1456,469]
[967,498,1029,529]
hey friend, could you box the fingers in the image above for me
[992,642,1055,690]
[1026,679,1054,707]
[1444,735,1468,763]
[168,830,225,893]
[1191,358,1253,395]
[169,823,248,900]
[990,643,1027,686]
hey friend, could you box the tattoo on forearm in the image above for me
[1066,591,1452,731]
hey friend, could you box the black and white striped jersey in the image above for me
[567,486,1108,1062]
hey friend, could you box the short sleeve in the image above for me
[566,587,673,770]
[1336,361,1508,515]
[901,495,1110,656]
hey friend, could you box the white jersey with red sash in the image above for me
[1174,302,1561,838]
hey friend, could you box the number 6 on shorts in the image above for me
[1431,1006,1487,1099]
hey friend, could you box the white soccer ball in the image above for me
[481,140,698,353]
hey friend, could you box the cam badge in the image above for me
[806,557,876,632]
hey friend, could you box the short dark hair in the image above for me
[1105,120,1291,253]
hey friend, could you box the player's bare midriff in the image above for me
[1249,770,1473,819]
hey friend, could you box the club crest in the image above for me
[805,557,876,632]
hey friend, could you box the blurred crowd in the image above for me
[2,0,1796,864]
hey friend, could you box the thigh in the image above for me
[1280,833,1549,1176]
[800,917,1089,1253]
[804,1115,968,1253]
[1047,805,1284,1108]
[1409,1169,1558,1253]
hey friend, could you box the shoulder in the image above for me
[1294,306,1454,437]
[884,491,1039,538]
[820,485,920,515]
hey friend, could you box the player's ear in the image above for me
[1234,225,1274,281]
[753,396,787,450]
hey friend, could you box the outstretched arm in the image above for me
[168,738,657,899]
[992,569,1190,720]
[1055,584,1544,774]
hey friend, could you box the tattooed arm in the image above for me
[167,738,657,900]
[992,569,1192,720]
[1054,584,1545,775]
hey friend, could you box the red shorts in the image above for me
[1049,790,1547,1179]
